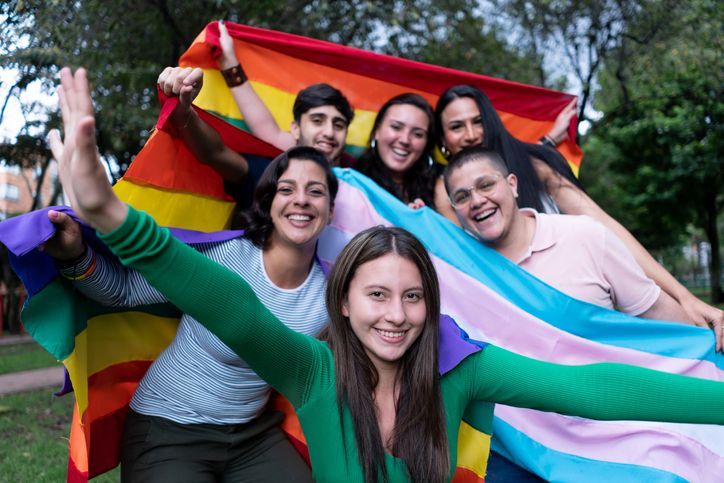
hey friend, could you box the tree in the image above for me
[489,0,682,124]
[1,0,545,174]
[588,0,723,302]
[0,0,547,333]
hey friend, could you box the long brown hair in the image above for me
[354,93,440,208]
[325,226,449,482]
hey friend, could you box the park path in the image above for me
[0,335,66,396]
[0,366,65,395]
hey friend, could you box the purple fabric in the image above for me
[0,207,245,298]
[438,314,485,374]
[54,368,74,397]
[0,206,244,257]
[0,207,79,256]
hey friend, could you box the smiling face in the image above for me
[342,253,427,372]
[291,105,348,163]
[447,158,519,247]
[268,159,332,251]
[372,104,430,182]
[440,97,484,156]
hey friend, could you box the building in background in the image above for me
[0,161,58,221]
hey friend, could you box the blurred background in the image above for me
[0,0,721,335]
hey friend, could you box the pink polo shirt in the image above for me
[515,209,660,315]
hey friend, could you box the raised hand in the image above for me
[218,19,240,70]
[157,66,204,116]
[547,98,578,145]
[48,67,127,234]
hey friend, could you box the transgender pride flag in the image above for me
[1,21,721,483]
[323,169,724,483]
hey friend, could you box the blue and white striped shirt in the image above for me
[64,237,329,424]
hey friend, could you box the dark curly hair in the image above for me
[239,146,338,248]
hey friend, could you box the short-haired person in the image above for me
[156,20,353,206]
[51,67,724,483]
[444,147,722,339]
[435,84,723,341]
[443,147,719,481]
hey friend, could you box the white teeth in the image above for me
[375,329,406,339]
[474,209,496,222]
[392,148,410,157]
[288,214,311,221]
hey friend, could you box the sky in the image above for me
[0,69,55,142]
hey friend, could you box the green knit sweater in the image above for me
[101,207,724,482]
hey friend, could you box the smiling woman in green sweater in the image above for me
[50,68,724,483]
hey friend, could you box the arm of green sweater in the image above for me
[99,206,327,407]
[470,345,724,424]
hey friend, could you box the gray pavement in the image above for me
[0,334,32,346]
[0,335,65,395]
[0,366,65,396]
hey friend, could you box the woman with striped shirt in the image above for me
[50,68,724,483]
[44,144,335,482]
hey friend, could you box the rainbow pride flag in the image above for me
[5,170,723,482]
[180,21,582,174]
[4,21,720,483]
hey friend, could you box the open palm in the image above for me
[48,67,127,234]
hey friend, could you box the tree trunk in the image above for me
[702,194,722,304]
[0,245,23,334]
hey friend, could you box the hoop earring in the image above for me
[428,155,434,167]
[371,138,377,151]
[440,145,450,158]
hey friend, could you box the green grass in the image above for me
[0,389,120,482]
[0,341,59,375]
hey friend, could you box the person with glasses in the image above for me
[443,146,699,325]
[49,68,724,483]
[435,84,724,344]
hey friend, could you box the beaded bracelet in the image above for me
[221,64,248,87]
[57,247,97,281]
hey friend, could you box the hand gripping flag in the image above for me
[2,21,721,483]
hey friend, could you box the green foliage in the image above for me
[1,0,545,174]
[585,0,723,300]
[488,0,668,120]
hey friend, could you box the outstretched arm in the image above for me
[48,67,325,406]
[534,158,723,351]
[217,20,295,150]
[157,66,248,183]
[470,345,724,424]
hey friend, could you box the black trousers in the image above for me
[120,409,313,483]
